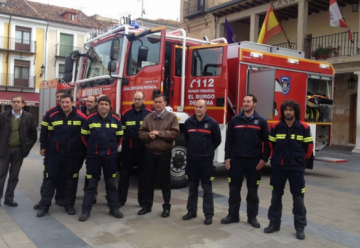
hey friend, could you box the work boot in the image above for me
[33,203,40,210]
[247,217,260,228]
[204,216,212,225]
[182,212,197,220]
[296,229,305,240]
[109,209,123,219]
[264,224,280,233]
[221,215,239,224]
[79,212,90,222]
[36,209,48,217]
[66,207,76,215]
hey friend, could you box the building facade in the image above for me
[180,0,360,152]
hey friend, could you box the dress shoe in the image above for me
[37,209,47,217]
[182,212,197,220]
[4,200,18,207]
[247,218,261,228]
[204,217,212,225]
[161,209,170,218]
[296,230,305,240]
[138,207,151,215]
[79,212,90,222]
[109,209,123,218]
[66,207,76,215]
[55,198,64,206]
[264,224,280,233]
[33,203,40,210]
[220,215,239,224]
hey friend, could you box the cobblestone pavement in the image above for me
[0,142,359,248]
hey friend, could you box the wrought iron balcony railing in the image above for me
[0,73,35,88]
[273,42,297,50]
[0,36,36,53]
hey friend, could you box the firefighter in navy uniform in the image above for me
[34,89,68,210]
[117,91,152,207]
[182,99,221,225]
[221,94,270,228]
[37,93,86,217]
[264,100,313,240]
[79,96,123,221]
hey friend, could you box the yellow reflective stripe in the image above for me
[303,137,313,142]
[185,175,188,179]
[81,128,90,135]
[290,134,295,139]
[256,180,261,185]
[270,185,274,190]
[46,173,49,178]
[276,134,286,139]
[111,124,118,128]
[73,121,81,125]
[43,165,45,171]
[122,125,126,130]
[210,177,215,181]
[296,136,304,141]
[52,120,63,126]
[67,120,72,125]
[112,173,117,178]
[41,121,48,126]
[89,123,101,129]
[73,173,78,178]
[269,135,276,142]
[116,130,124,135]
[126,121,136,126]
[228,177,231,183]
[86,174,92,179]
[48,126,54,130]
[140,121,143,125]
[301,188,306,193]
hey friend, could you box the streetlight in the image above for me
[40,64,45,77]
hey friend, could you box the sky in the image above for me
[29,0,180,21]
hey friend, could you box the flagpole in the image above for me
[270,1,292,49]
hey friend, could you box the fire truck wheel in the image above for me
[170,134,187,189]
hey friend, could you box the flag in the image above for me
[225,19,238,44]
[257,4,282,44]
[329,0,353,41]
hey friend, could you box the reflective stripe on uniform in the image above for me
[276,134,286,139]
[41,121,49,126]
[89,123,101,129]
[140,121,143,125]
[256,180,261,185]
[270,185,274,190]
[126,121,136,126]
[86,174,92,179]
[52,120,63,126]
[116,130,124,135]
[73,173,78,178]
[73,121,81,125]
[210,177,215,181]
[301,187,306,193]
[81,128,90,135]
[303,137,313,143]
[269,135,276,142]
[48,126,54,130]
[122,125,126,130]
[112,173,117,178]
[228,177,231,183]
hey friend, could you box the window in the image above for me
[59,33,74,57]
[15,26,31,52]
[14,60,30,87]
[191,47,223,76]
[127,33,161,76]
[175,48,183,77]
[70,14,75,21]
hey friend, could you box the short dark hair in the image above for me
[280,100,301,121]
[87,95,97,102]
[56,89,68,95]
[11,95,25,103]
[244,93,257,103]
[134,91,145,99]
[154,94,167,102]
[98,95,111,105]
[60,93,73,102]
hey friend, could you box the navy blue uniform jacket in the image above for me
[40,105,61,150]
[225,111,270,161]
[81,112,123,159]
[47,106,86,156]
[184,114,221,161]
[121,104,152,150]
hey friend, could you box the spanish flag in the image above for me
[257,4,282,44]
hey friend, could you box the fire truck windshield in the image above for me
[84,38,123,79]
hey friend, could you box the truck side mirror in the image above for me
[108,61,116,72]
[63,73,72,83]
[110,38,121,61]
[137,46,148,62]
[65,56,73,73]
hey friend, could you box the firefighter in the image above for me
[182,99,221,225]
[79,95,123,221]
[34,89,68,210]
[221,94,270,228]
[37,93,86,217]
[264,100,313,240]
[117,91,152,207]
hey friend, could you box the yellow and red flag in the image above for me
[257,4,282,44]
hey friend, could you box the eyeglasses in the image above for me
[134,98,143,101]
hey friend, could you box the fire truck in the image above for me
[44,24,334,188]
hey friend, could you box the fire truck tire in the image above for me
[170,134,188,189]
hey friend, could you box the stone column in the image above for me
[297,0,308,51]
[250,13,259,42]
[352,71,360,153]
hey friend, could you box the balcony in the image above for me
[274,42,297,50]
[56,44,82,57]
[305,32,359,60]
[0,36,36,53]
[184,0,205,19]
[0,73,35,90]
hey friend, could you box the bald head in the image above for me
[195,99,207,120]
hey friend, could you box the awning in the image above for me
[0,91,39,106]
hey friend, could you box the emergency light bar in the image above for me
[250,52,263,58]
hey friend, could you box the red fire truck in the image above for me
[48,25,334,188]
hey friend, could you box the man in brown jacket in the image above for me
[138,94,179,217]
